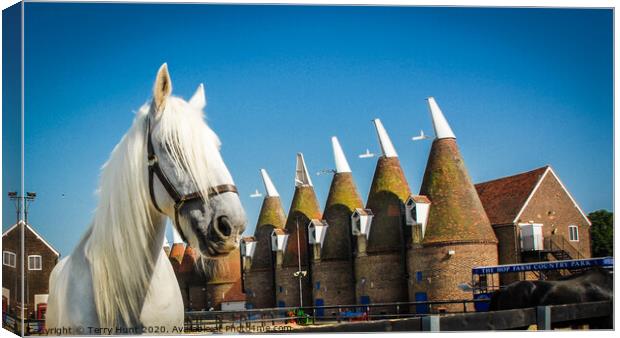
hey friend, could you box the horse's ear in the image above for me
[153,63,172,112]
[189,83,207,111]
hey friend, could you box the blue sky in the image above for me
[2,3,22,228]
[3,4,613,256]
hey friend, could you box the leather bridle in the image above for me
[146,116,238,242]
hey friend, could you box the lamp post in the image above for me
[293,218,307,309]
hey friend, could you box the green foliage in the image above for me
[588,209,613,257]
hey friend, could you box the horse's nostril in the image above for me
[217,216,232,238]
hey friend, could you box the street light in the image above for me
[293,218,308,308]
[7,191,36,224]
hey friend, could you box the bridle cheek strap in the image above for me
[145,118,238,241]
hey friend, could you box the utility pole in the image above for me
[7,192,36,327]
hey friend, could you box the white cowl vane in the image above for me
[331,136,352,173]
[295,153,313,187]
[427,97,456,139]
[373,118,398,158]
[260,169,280,197]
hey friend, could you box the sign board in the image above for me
[472,257,614,275]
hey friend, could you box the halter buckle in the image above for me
[148,155,158,166]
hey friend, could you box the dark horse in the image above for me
[489,268,613,329]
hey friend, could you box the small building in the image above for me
[2,221,59,320]
[475,165,592,284]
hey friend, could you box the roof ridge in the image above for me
[475,165,550,186]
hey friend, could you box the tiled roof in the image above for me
[411,195,431,204]
[251,196,286,270]
[256,196,286,231]
[321,172,363,260]
[420,139,497,245]
[169,243,186,266]
[365,156,411,253]
[282,185,322,267]
[272,228,287,235]
[353,208,373,216]
[475,166,549,225]
[178,246,198,273]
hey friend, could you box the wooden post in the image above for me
[536,306,551,330]
[422,315,440,331]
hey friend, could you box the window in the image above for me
[28,255,42,270]
[568,225,579,242]
[3,251,16,268]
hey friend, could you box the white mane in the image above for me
[84,96,220,328]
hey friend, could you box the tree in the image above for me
[588,210,613,257]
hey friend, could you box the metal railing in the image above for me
[2,313,46,336]
[544,234,585,260]
[183,298,489,332]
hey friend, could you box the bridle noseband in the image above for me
[146,116,238,241]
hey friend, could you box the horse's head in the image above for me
[146,64,246,258]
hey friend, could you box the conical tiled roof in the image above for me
[252,169,286,270]
[169,243,186,268]
[321,137,363,260]
[283,154,322,267]
[365,120,411,252]
[256,198,286,232]
[321,172,363,259]
[419,98,497,245]
[179,246,199,273]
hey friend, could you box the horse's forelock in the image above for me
[154,96,223,200]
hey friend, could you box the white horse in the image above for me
[45,64,246,334]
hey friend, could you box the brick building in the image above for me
[2,221,59,319]
[408,98,498,312]
[475,165,592,284]
[229,99,595,313]
[310,137,362,310]
[241,169,286,309]
[273,153,321,308]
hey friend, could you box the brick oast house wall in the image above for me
[2,222,59,319]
